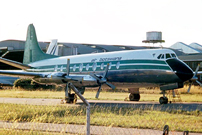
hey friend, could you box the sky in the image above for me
[0,0,202,47]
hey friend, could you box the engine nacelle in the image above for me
[33,72,67,85]
[160,82,183,91]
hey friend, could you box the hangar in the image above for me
[0,40,48,69]
[170,42,202,54]
[169,42,202,71]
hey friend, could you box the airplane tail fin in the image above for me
[23,24,58,64]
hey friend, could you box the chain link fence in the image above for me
[0,98,202,135]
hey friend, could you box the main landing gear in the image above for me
[159,90,168,104]
[129,93,140,101]
[65,83,77,103]
[128,88,140,101]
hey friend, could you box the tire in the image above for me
[159,97,168,104]
[129,93,140,101]
[65,93,77,104]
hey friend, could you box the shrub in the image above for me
[13,78,57,90]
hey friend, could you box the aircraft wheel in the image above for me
[65,97,70,103]
[65,94,77,104]
[129,93,140,101]
[159,97,168,104]
[72,94,77,104]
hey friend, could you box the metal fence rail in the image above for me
[0,98,202,134]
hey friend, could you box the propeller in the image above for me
[187,63,201,93]
[66,59,70,76]
[90,63,116,98]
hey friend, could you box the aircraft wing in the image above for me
[0,57,32,70]
[0,70,43,78]
[0,70,97,84]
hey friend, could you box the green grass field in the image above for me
[0,103,201,133]
[0,86,201,133]
[0,86,202,102]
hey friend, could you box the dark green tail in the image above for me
[23,24,58,64]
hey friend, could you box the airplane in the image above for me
[0,24,197,104]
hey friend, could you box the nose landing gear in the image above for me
[159,97,168,104]
[159,90,168,104]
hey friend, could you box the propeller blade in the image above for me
[66,59,70,76]
[103,63,110,78]
[194,63,200,77]
[187,82,192,93]
[95,85,102,98]
[196,80,202,87]
[106,82,116,90]
[90,73,101,82]
[90,63,116,97]
[187,63,201,92]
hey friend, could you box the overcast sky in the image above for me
[0,0,202,47]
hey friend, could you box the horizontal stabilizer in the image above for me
[0,57,32,70]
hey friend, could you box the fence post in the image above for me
[69,83,90,135]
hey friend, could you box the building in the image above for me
[170,42,202,54]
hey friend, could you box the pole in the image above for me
[69,83,90,135]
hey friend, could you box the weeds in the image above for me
[0,103,201,132]
[0,89,202,102]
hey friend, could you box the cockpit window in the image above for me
[161,54,164,59]
[171,53,176,58]
[157,54,162,59]
[157,53,177,60]
[166,53,171,59]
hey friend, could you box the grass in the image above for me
[0,103,201,133]
[0,86,202,102]
[1,87,201,134]
[0,128,65,135]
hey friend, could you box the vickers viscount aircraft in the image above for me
[0,24,197,104]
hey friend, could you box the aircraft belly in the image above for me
[106,70,180,88]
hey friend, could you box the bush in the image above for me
[13,78,58,90]
[13,78,33,89]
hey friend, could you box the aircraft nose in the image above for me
[166,59,194,82]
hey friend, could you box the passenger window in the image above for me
[108,62,112,69]
[171,53,176,58]
[157,54,162,59]
[92,63,97,71]
[116,62,120,69]
[54,65,58,72]
[86,64,89,71]
[79,64,83,72]
[73,65,76,71]
[166,53,171,59]
[100,63,104,70]
[161,54,164,59]
[60,65,63,71]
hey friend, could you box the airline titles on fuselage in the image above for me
[91,57,122,62]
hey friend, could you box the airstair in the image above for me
[167,89,182,103]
